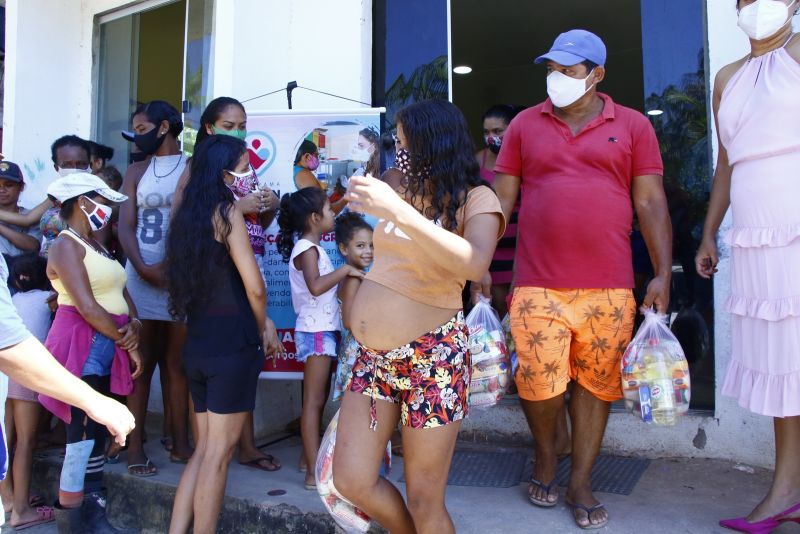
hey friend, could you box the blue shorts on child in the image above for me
[295,331,338,362]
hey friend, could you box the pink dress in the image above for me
[718,45,800,417]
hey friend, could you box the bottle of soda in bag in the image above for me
[644,347,676,425]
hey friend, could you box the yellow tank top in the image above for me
[51,231,129,316]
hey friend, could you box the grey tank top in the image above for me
[135,154,186,264]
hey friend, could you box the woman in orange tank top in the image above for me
[332,100,505,534]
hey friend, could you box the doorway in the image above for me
[95,0,213,167]
[451,0,715,411]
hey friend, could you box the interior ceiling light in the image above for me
[647,109,664,116]
[453,65,472,75]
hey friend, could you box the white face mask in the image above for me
[546,69,596,109]
[738,0,797,41]
[80,197,112,232]
[57,166,90,177]
[352,147,371,161]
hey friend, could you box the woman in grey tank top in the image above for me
[118,101,192,475]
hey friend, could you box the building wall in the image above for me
[213,0,372,111]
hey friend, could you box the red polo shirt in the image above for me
[494,93,663,289]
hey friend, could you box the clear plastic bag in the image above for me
[467,296,511,408]
[315,411,375,533]
[621,309,691,425]
[332,331,359,402]
[501,313,518,377]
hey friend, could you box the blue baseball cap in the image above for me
[535,29,607,67]
[0,161,24,183]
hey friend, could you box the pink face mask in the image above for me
[225,169,256,198]
[306,155,320,171]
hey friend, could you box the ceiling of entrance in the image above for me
[452,0,645,138]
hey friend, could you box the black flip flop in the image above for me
[528,477,559,508]
[565,499,609,530]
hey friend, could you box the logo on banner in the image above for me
[246,131,277,177]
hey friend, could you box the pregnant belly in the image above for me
[349,280,460,350]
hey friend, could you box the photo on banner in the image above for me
[245,109,383,379]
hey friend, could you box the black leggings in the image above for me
[60,375,109,495]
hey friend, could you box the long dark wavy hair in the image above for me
[166,135,244,319]
[276,187,328,263]
[395,100,484,232]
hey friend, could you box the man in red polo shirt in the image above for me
[493,29,671,529]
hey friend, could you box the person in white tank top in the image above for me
[117,100,192,476]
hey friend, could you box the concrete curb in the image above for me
[30,455,344,533]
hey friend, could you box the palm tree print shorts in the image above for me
[349,311,470,430]
[509,287,636,402]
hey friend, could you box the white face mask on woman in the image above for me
[738,0,798,41]
[546,69,596,109]
[57,167,91,177]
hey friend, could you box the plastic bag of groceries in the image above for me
[620,309,691,426]
[316,411,375,533]
[501,313,518,376]
[466,296,511,408]
[333,331,359,402]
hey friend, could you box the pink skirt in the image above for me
[7,377,37,403]
[723,153,800,417]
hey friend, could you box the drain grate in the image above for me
[401,450,529,488]
[523,455,651,496]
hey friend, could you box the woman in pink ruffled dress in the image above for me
[696,1,800,531]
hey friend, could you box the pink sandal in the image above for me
[720,501,800,533]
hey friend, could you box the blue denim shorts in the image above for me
[81,333,116,377]
[294,331,338,363]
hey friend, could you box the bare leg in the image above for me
[237,412,280,470]
[565,383,611,528]
[747,416,800,521]
[126,319,160,473]
[300,356,332,487]
[165,323,192,461]
[520,394,564,505]
[402,421,461,534]
[191,411,247,534]
[169,410,207,534]
[333,391,413,533]
[1,399,14,512]
[9,400,46,527]
[159,361,172,451]
[188,396,198,446]
[555,403,572,456]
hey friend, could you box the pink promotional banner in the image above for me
[245,109,383,379]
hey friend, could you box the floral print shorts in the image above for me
[349,311,470,430]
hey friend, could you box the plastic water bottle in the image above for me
[646,348,676,425]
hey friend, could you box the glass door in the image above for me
[95,0,213,165]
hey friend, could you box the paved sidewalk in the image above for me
[4,430,798,533]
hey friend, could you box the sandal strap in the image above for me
[529,477,555,492]
[128,459,154,469]
[570,501,606,517]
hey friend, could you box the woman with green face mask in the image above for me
[174,97,278,220]
[172,97,282,474]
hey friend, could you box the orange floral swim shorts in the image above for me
[509,287,636,402]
